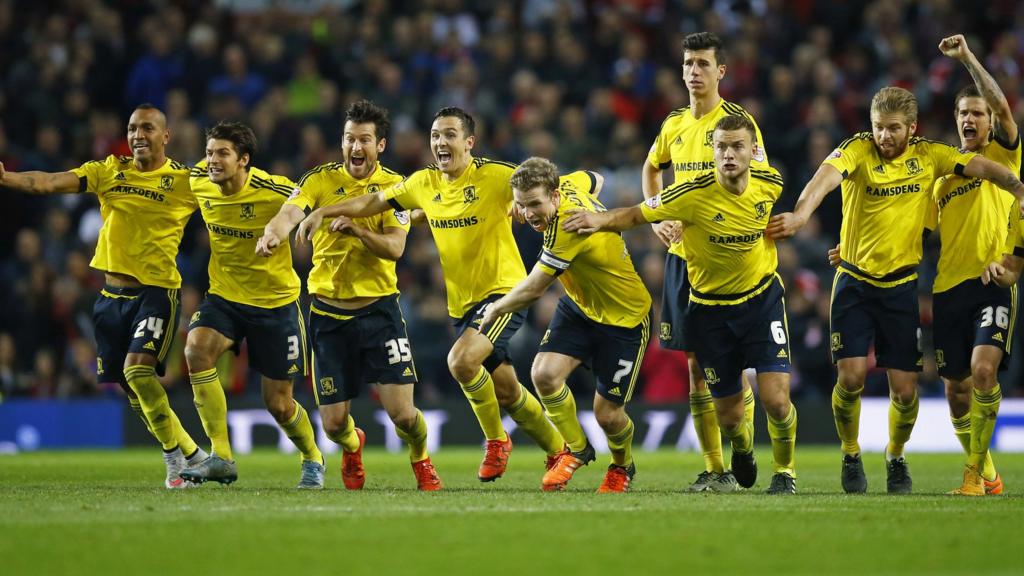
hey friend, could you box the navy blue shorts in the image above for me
[309,294,417,405]
[189,294,307,381]
[830,265,922,371]
[452,294,527,373]
[687,276,791,399]
[659,253,690,351]
[933,279,1017,379]
[538,296,652,405]
[93,284,181,383]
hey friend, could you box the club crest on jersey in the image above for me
[754,201,768,219]
[240,203,255,220]
[906,158,922,175]
[367,184,380,194]
[159,176,174,191]
[463,186,479,204]
[319,377,336,396]
[704,130,714,147]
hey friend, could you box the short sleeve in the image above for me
[382,174,421,211]
[538,222,590,277]
[639,184,694,224]
[647,129,673,170]
[70,156,112,194]
[928,141,977,177]
[821,138,865,179]
[382,209,412,232]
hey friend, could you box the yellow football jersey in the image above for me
[71,155,195,288]
[537,171,651,327]
[383,157,527,318]
[640,168,784,305]
[288,162,408,300]
[191,163,301,308]
[933,136,1022,293]
[647,99,770,258]
[823,133,978,286]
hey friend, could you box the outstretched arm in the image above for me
[766,163,843,239]
[256,204,305,256]
[940,34,1018,143]
[0,162,81,195]
[561,205,647,234]
[642,161,680,247]
[331,218,408,261]
[982,254,1024,288]
[479,265,558,329]
[963,155,1024,207]
[295,191,393,246]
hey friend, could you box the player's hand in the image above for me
[330,215,365,237]
[939,34,971,61]
[651,221,681,247]
[410,209,427,226]
[765,212,805,239]
[295,210,322,247]
[827,244,841,268]
[981,261,1007,285]
[509,203,526,225]
[562,209,601,234]
[255,230,282,257]
[478,303,500,331]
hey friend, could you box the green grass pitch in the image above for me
[1,447,1021,576]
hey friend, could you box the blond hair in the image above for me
[870,86,918,124]
[510,157,559,194]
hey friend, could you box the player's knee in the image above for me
[944,379,970,416]
[263,394,293,423]
[530,363,560,396]
[687,359,706,390]
[492,377,519,407]
[593,402,624,431]
[836,365,867,390]
[320,409,348,437]
[387,405,418,431]
[761,396,790,421]
[969,360,998,389]
[447,348,478,383]
[184,341,216,372]
[716,408,743,429]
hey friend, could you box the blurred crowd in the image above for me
[2,0,1023,403]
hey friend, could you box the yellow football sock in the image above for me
[767,403,797,477]
[951,413,997,481]
[832,383,862,455]
[169,410,199,459]
[507,383,564,455]
[281,400,323,463]
[395,410,429,462]
[460,367,506,441]
[124,365,177,450]
[539,384,587,453]
[128,396,154,436]
[326,413,361,453]
[190,368,232,460]
[743,384,756,429]
[722,420,753,454]
[887,392,919,459]
[606,416,634,467]
[969,385,1001,470]
[689,390,725,473]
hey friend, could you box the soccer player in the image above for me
[0,104,207,488]
[564,115,799,494]
[767,86,1024,494]
[296,107,564,481]
[255,100,442,491]
[478,158,651,493]
[178,121,325,489]
[643,31,765,492]
[933,34,1020,496]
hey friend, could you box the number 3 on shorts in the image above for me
[770,320,787,344]
[287,335,300,360]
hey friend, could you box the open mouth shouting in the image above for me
[436,149,452,167]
